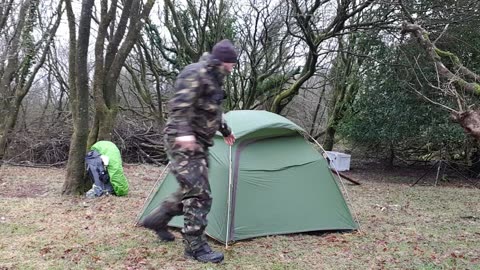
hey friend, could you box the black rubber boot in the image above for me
[139,202,180,242]
[140,213,175,242]
[184,243,224,263]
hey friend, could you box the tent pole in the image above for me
[225,145,233,249]
[305,134,362,231]
[134,162,171,226]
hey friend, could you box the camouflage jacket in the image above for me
[164,53,232,147]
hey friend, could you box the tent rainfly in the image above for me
[138,110,358,244]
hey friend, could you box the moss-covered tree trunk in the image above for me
[401,19,480,141]
[0,99,21,159]
[323,80,359,151]
[87,108,117,147]
[323,33,367,151]
[323,125,336,151]
[62,0,94,195]
[87,0,155,146]
[323,78,350,151]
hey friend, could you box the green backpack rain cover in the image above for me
[90,141,129,196]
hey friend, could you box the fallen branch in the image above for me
[331,169,361,185]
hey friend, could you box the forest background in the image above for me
[1,0,480,194]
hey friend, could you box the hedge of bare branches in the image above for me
[2,118,167,166]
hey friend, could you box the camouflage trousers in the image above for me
[160,135,212,250]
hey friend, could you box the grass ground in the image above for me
[0,163,479,270]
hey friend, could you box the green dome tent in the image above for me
[138,110,357,244]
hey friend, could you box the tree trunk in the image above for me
[323,69,350,151]
[323,124,336,151]
[62,0,94,195]
[401,20,480,140]
[452,110,480,141]
[270,51,318,114]
[309,86,326,136]
[87,110,116,147]
[323,90,343,152]
[87,0,155,146]
[0,0,31,159]
[388,142,395,168]
[0,98,22,159]
[0,0,61,160]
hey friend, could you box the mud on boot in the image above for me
[184,243,224,263]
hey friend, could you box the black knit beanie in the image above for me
[211,39,238,63]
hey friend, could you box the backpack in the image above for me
[85,150,114,197]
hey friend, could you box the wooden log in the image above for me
[330,169,361,185]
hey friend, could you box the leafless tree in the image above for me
[229,0,298,110]
[62,0,156,194]
[0,0,63,160]
[269,0,391,113]
[161,0,233,69]
[86,0,155,146]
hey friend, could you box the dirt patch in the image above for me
[0,182,48,198]
[344,160,480,189]
[0,165,65,198]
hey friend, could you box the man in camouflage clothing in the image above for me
[140,39,237,263]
